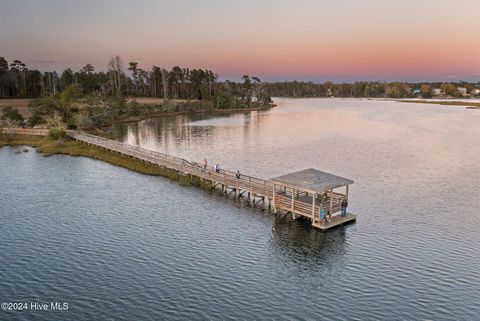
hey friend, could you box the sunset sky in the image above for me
[2,0,480,82]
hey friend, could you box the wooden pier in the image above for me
[2,128,356,231]
[270,169,356,229]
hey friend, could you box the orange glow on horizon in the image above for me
[2,0,480,81]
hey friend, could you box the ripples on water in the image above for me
[1,98,480,320]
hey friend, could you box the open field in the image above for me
[0,97,196,115]
[0,99,33,118]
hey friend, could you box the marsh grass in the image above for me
[0,134,212,189]
[398,100,480,108]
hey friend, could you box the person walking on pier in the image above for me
[215,163,220,173]
[320,208,327,224]
[236,170,241,179]
[203,158,208,170]
[341,198,348,216]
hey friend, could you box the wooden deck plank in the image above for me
[312,213,357,230]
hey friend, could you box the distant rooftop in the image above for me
[270,168,354,194]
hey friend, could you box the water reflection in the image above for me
[270,216,348,267]
[113,99,413,179]
[114,98,480,193]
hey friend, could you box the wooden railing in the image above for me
[275,193,344,218]
[67,131,275,199]
[4,127,348,222]
[1,128,49,136]
[4,128,345,218]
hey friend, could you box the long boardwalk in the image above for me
[67,131,275,205]
[3,128,356,230]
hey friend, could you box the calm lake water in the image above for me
[1,98,480,320]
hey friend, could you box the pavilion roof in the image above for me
[270,168,353,194]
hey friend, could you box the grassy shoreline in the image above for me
[397,100,480,109]
[0,97,275,127]
[117,103,275,123]
[0,134,212,188]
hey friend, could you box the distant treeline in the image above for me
[262,81,480,98]
[0,56,272,108]
[2,55,479,102]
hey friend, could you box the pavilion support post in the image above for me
[291,188,296,220]
[311,193,316,223]
[329,189,333,215]
[272,184,277,213]
[346,185,349,201]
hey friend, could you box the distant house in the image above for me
[457,87,468,96]
[471,88,480,96]
[412,89,421,96]
[326,88,333,96]
[432,88,443,96]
